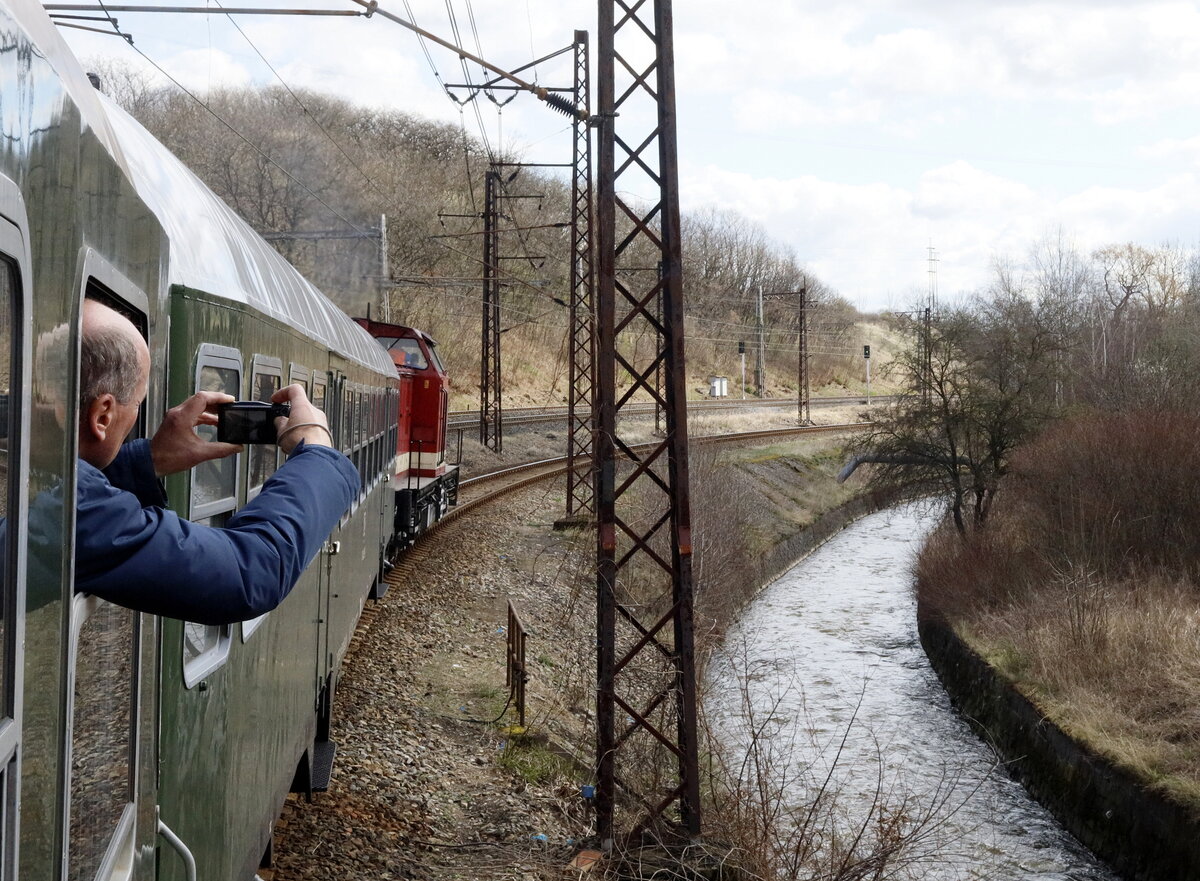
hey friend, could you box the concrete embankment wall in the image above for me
[917,606,1200,881]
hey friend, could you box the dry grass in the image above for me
[962,574,1200,806]
[917,410,1200,809]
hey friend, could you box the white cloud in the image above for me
[1140,136,1200,167]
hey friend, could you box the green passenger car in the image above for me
[0,1,401,877]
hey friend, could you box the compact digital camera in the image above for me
[216,401,291,444]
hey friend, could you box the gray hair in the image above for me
[79,320,143,411]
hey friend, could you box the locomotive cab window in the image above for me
[425,338,445,374]
[184,345,240,686]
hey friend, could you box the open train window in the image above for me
[83,262,150,444]
[184,345,240,686]
[0,213,27,879]
[68,252,150,881]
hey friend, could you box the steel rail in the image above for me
[449,421,871,517]
[447,396,888,429]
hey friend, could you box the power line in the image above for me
[209,0,387,202]
[82,0,368,234]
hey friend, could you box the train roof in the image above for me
[97,94,396,377]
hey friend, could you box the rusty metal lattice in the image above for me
[594,0,700,848]
[798,286,811,424]
[565,29,596,517]
[480,167,502,451]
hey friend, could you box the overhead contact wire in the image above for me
[89,0,367,234]
[210,0,387,200]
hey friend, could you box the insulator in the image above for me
[542,92,580,118]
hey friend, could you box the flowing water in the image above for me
[707,504,1118,880]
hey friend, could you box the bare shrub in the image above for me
[689,445,761,637]
[917,409,1200,806]
[1007,410,1200,579]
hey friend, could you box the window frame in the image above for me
[64,594,138,881]
[289,363,311,397]
[65,250,150,881]
[0,190,29,880]
[245,355,283,502]
[183,344,241,686]
[188,345,242,522]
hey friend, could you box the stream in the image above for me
[707,504,1119,880]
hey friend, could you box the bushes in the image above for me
[919,409,1200,623]
[917,409,1200,806]
[1007,410,1200,579]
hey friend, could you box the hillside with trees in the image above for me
[92,63,862,406]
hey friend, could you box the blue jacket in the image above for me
[76,438,358,625]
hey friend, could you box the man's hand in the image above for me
[272,384,335,455]
[150,391,243,477]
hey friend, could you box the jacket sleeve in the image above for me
[102,438,168,508]
[76,442,358,625]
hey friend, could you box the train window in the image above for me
[68,595,136,881]
[67,256,149,881]
[379,337,428,369]
[0,255,14,701]
[0,235,23,870]
[289,364,311,396]
[247,357,282,498]
[191,349,241,520]
[425,338,446,374]
[185,346,239,686]
[311,374,327,412]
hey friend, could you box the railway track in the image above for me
[447,396,884,429]
[445,421,872,520]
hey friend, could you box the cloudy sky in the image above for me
[58,0,1200,312]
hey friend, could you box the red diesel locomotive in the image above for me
[354,317,460,552]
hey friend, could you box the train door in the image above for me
[317,371,341,697]
[0,202,28,881]
[65,261,156,881]
[298,367,327,716]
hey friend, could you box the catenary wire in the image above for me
[89,0,369,234]
[209,0,388,201]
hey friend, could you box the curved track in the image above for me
[447,421,871,521]
[447,396,884,429]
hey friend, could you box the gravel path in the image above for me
[269,481,596,881]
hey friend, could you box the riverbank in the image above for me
[910,411,1200,881]
[918,604,1200,881]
